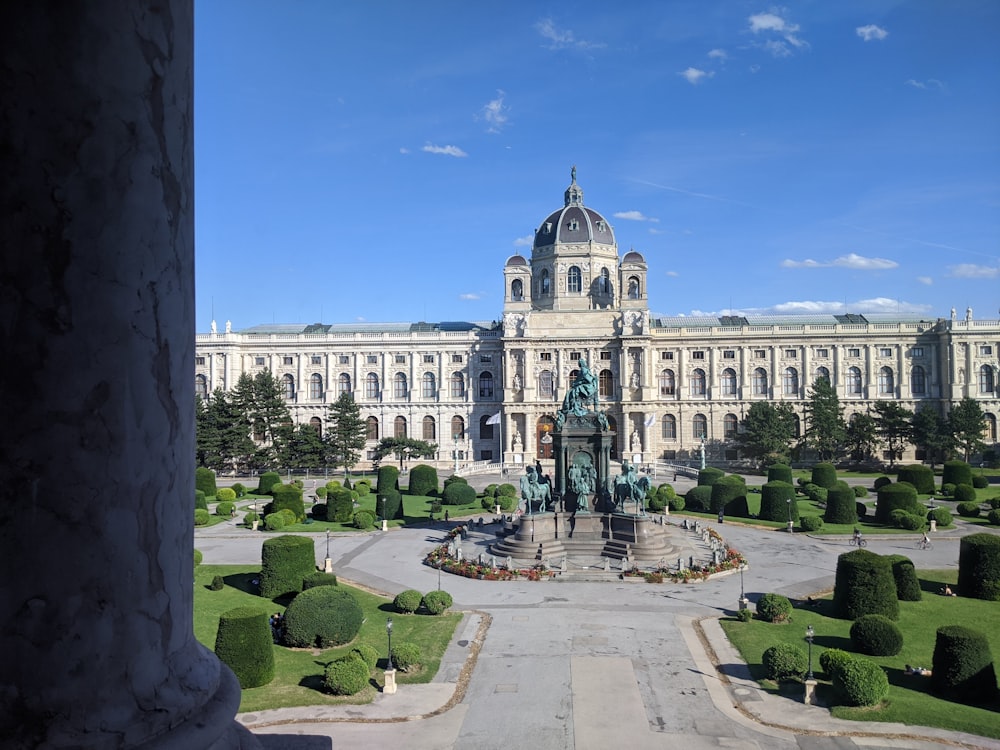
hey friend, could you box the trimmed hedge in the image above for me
[350,643,380,670]
[820,648,854,680]
[856,501,868,520]
[391,642,422,672]
[762,643,807,681]
[195,490,208,511]
[214,607,274,689]
[833,549,899,620]
[323,655,369,695]
[216,501,235,517]
[953,484,977,503]
[194,548,203,566]
[697,467,725,486]
[232,482,246,498]
[885,555,922,601]
[216,487,237,503]
[800,515,823,532]
[272,483,305,523]
[759,481,796,523]
[710,475,747,514]
[942,460,973,489]
[956,501,981,518]
[393,589,423,614]
[353,510,375,530]
[263,512,285,531]
[408,464,439,497]
[766,464,793,485]
[756,593,793,623]
[442,482,476,506]
[376,465,400,495]
[422,590,453,615]
[873,476,891,491]
[989,509,1000,526]
[853,486,868,498]
[256,471,281,495]
[283,585,363,648]
[896,465,935,495]
[260,535,316,599]
[850,614,903,656]
[195,466,217,497]
[302,572,338,590]
[811,463,837,489]
[972,475,989,489]
[957,533,1000,601]
[194,508,210,526]
[825,482,857,525]
[927,507,952,527]
[875,482,919,524]
[834,658,889,706]
[328,487,354,522]
[685,485,713,512]
[931,625,998,702]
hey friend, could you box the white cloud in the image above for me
[948,263,1000,279]
[686,297,930,317]
[917,276,933,285]
[748,11,808,56]
[856,24,888,42]
[905,78,945,91]
[513,235,533,247]
[422,143,468,158]
[748,12,788,33]
[665,270,679,277]
[613,210,659,222]
[399,147,410,154]
[480,90,509,133]
[535,18,605,51]
[459,293,481,301]
[708,48,728,60]
[781,253,898,270]
[679,67,714,84]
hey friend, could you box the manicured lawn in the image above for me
[720,570,1000,740]
[195,564,462,712]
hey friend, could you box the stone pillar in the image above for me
[0,3,254,747]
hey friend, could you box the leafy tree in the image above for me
[948,396,986,462]
[231,371,293,471]
[278,423,330,470]
[737,402,797,466]
[372,437,438,470]
[911,406,954,469]
[872,401,913,468]
[803,376,846,461]
[845,412,878,463]
[327,392,367,476]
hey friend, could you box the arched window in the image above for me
[451,416,465,440]
[540,269,550,295]
[690,368,706,397]
[195,374,207,400]
[723,413,738,439]
[627,276,640,299]
[846,366,862,395]
[598,268,611,295]
[422,415,436,440]
[979,365,995,394]
[910,366,926,395]
[511,278,523,301]
[309,373,323,400]
[539,370,554,398]
[662,414,677,440]
[309,417,322,436]
[421,372,436,398]
[394,416,407,438]
[815,366,830,384]
[479,372,495,398]
[479,414,495,440]
[782,367,799,396]
[599,369,614,398]
[878,366,894,395]
[659,369,675,396]
[365,372,380,399]
[984,413,997,442]
[692,413,708,439]
[282,374,295,400]
[366,416,379,440]
[567,265,582,293]
[338,372,351,396]
[393,372,407,399]
[450,372,464,398]
[752,368,768,396]
[720,368,737,396]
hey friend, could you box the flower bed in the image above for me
[624,529,747,583]
[424,533,554,581]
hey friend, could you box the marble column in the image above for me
[0,3,255,747]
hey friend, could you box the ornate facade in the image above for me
[195,171,999,468]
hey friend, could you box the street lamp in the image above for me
[323,529,333,573]
[386,618,394,671]
[805,624,815,681]
[786,497,793,533]
[325,529,330,558]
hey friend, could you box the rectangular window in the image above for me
[784,349,797,359]
[723,350,735,359]
[255,356,265,366]
[910,347,924,357]
[539,352,552,361]
[816,348,829,358]
[395,354,406,364]
[195,356,205,365]
[479,354,492,363]
[367,355,378,364]
[311,355,322,365]
[661,351,674,360]
[691,351,705,360]
[981,345,993,356]
[451,354,463,363]
[879,348,892,357]
[848,348,860,358]
[570,351,581,361]
[423,354,435,364]
[600,351,611,360]
[662,450,677,460]
[754,350,766,359]
[283,356,293,366]
[339,355,350,364]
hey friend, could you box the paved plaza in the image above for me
[195,477,999,750]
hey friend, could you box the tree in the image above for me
[278,424,330,470]
[230,371,293,471]
[737,402,797,466]
[803,376,846,461]
[845,412,878,463]
[327,392,367,476]
[911,406,954,469]
[872,401,913,468]
[948,396,986,462]
[372,437,438,470]
[196,388,254,473]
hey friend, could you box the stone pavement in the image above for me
[196,486,1000,750]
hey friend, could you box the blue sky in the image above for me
[195,1,999,332]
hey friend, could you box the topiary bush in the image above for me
[422,590,453,615]
[766,464,793,485]
[209,574,225,591]
[216,487,237,504]
[819,648,854,680]
[885,555,921,601]
[927,507,952,527]
[232,482,246,498]
[323,654,370,695]
[263,512,285,531]
[972,475,989,489]
[710,475,746,514]
[761,643,807,681]
[194,548,203,566]
[853,486,868,499]
[931,625,998,702]
[390,642,422,672]
[376,465,400,495]
[214,607,274,689]
[697,467,725,486]
[800,515,823,532]
[684,485,713,512]
[756,593,793,623]
[393,589,423,614]
[668,495,686,512]
[873,476,891,491]
[442,482,476,507]
[953,484,977,503]
[850,614,904,656]
[803,483,827,504]
[875,482,919,524]
[892,511,926,532]
[315,486,328,500]
[855,501,868,520]
[195,466,217,497]
[942,460,973,489]
[310,503,328,521]
[278,508,296,527]
[497,494,517,512]
[647,493,667,513]
[497,482,518,498]
[350,643,380,670]
[195,489,208,510]
[216,500,235,517]
[991,498,1000,510]
[302,572,338,590]
[194,508,210,526]
[272,483,305,523]
[833,549,899,620]
[408,464,439,497]
[941,483,956,497]
[834,658,889,706]
[243,510,259,528]
[353,478,372,497]
[260,534,316,599]
[329,487,355,523]
[283,585,363,648]
[353,510,375,530]
[988,509,1000,526]
[256,471,281,495]
[896,465,935,495]
[759,481,796,523]
[825,482,857,525]
[811,463,837,489]
[956,502,981,518]
[957,533,1000,601]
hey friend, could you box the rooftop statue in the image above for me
[560,358,598,417]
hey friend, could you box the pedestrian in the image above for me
[444,509,449,523]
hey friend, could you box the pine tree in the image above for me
[845,412,878,463]
[230,371,292,471]
[911,406,954,469]
[872,401,913,468]
[196,388,253,472]
[803,376,846,461]
[948,396,986,461]
[737,402,797,466]
[327,392,367,476]
[373,437,438,470]
[279,423,329,470]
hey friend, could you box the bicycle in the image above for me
[917,538,933,550]
[849,535,867,547]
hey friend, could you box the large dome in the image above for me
[533,168,616,250]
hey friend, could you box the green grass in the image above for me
[721,570,1000,739]
[195,564,462,712]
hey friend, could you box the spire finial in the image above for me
[571,164,577,182]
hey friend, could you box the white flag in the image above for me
[644,413,656,427]
[486,412,501,425]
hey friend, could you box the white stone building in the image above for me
[195,171,999,469]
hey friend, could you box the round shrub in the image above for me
[442,482,476,506]
[800,515,823,532]
[194,508,210,526]
[329,487,355,523]
[833,549,899,620]
[214,607,274,689]
[931,625,998,702]
[393,589,423,614]
[762,643,807,681]
[232,482,246,498]
[195,466,217,497]
[875,482,919,525]
[941,483,956,496]
[736,608,753,622]
[927,507,952,527]
[209,575,225,591]
[480,496,497,510]
[953,484,977,503]
[263,512,285,531]
[314,485,328,500]
[498,494,517,512]
[216,487,237,504]
[354,479,372,497]
[972,475,989,489]
[310,503,328,521]
[885,555,922,601]
[956,502,981,518]
[323,655,370,695]
[647,493,667,513]
[685,485,713,512]
[195,490,208,511]
[260,534,316,599]
[497,482,518,498]
[697,467,725,486]
[834,658,889,706]
[811,463,837,489]
[194,548,203,566]
[856,501,868,519]
[422,590,453,615]
[896,465,935,495]
[243,510,259,527]
[990,498,1000,510]
[767,464,793,485]
[283,585,363,648]
[942,460,973,489]
[408,464,439,497]
[272,483,305,523]
[278,508,296,527]
[759,481,796,523]
[710,476,748,516]
[350,644,380,670]
[353,510,375,530]
[216,500,235,517]
[825,482,857,525]
[819,649,854,680]
[894,512,927,532]
[756,593,793,623]
[988,509,1000,526]
[668,495,686,512]
[302,572,338,590]
[853,486,868,498]
[256,471,281,495]
[391,642,422,672]
[850,614,904,656]
[958,533,1000,601]
[873,476,891,491]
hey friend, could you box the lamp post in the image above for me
[386,618,394,671]
[380,495,388,532]
[738,562,749,611]
[805,624,815,680]
[786,497,793,533]
[323,529,333,574]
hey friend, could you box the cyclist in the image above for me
[853,527,863,545]
[921,531,931,548]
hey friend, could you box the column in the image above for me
[0,3,254,747]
